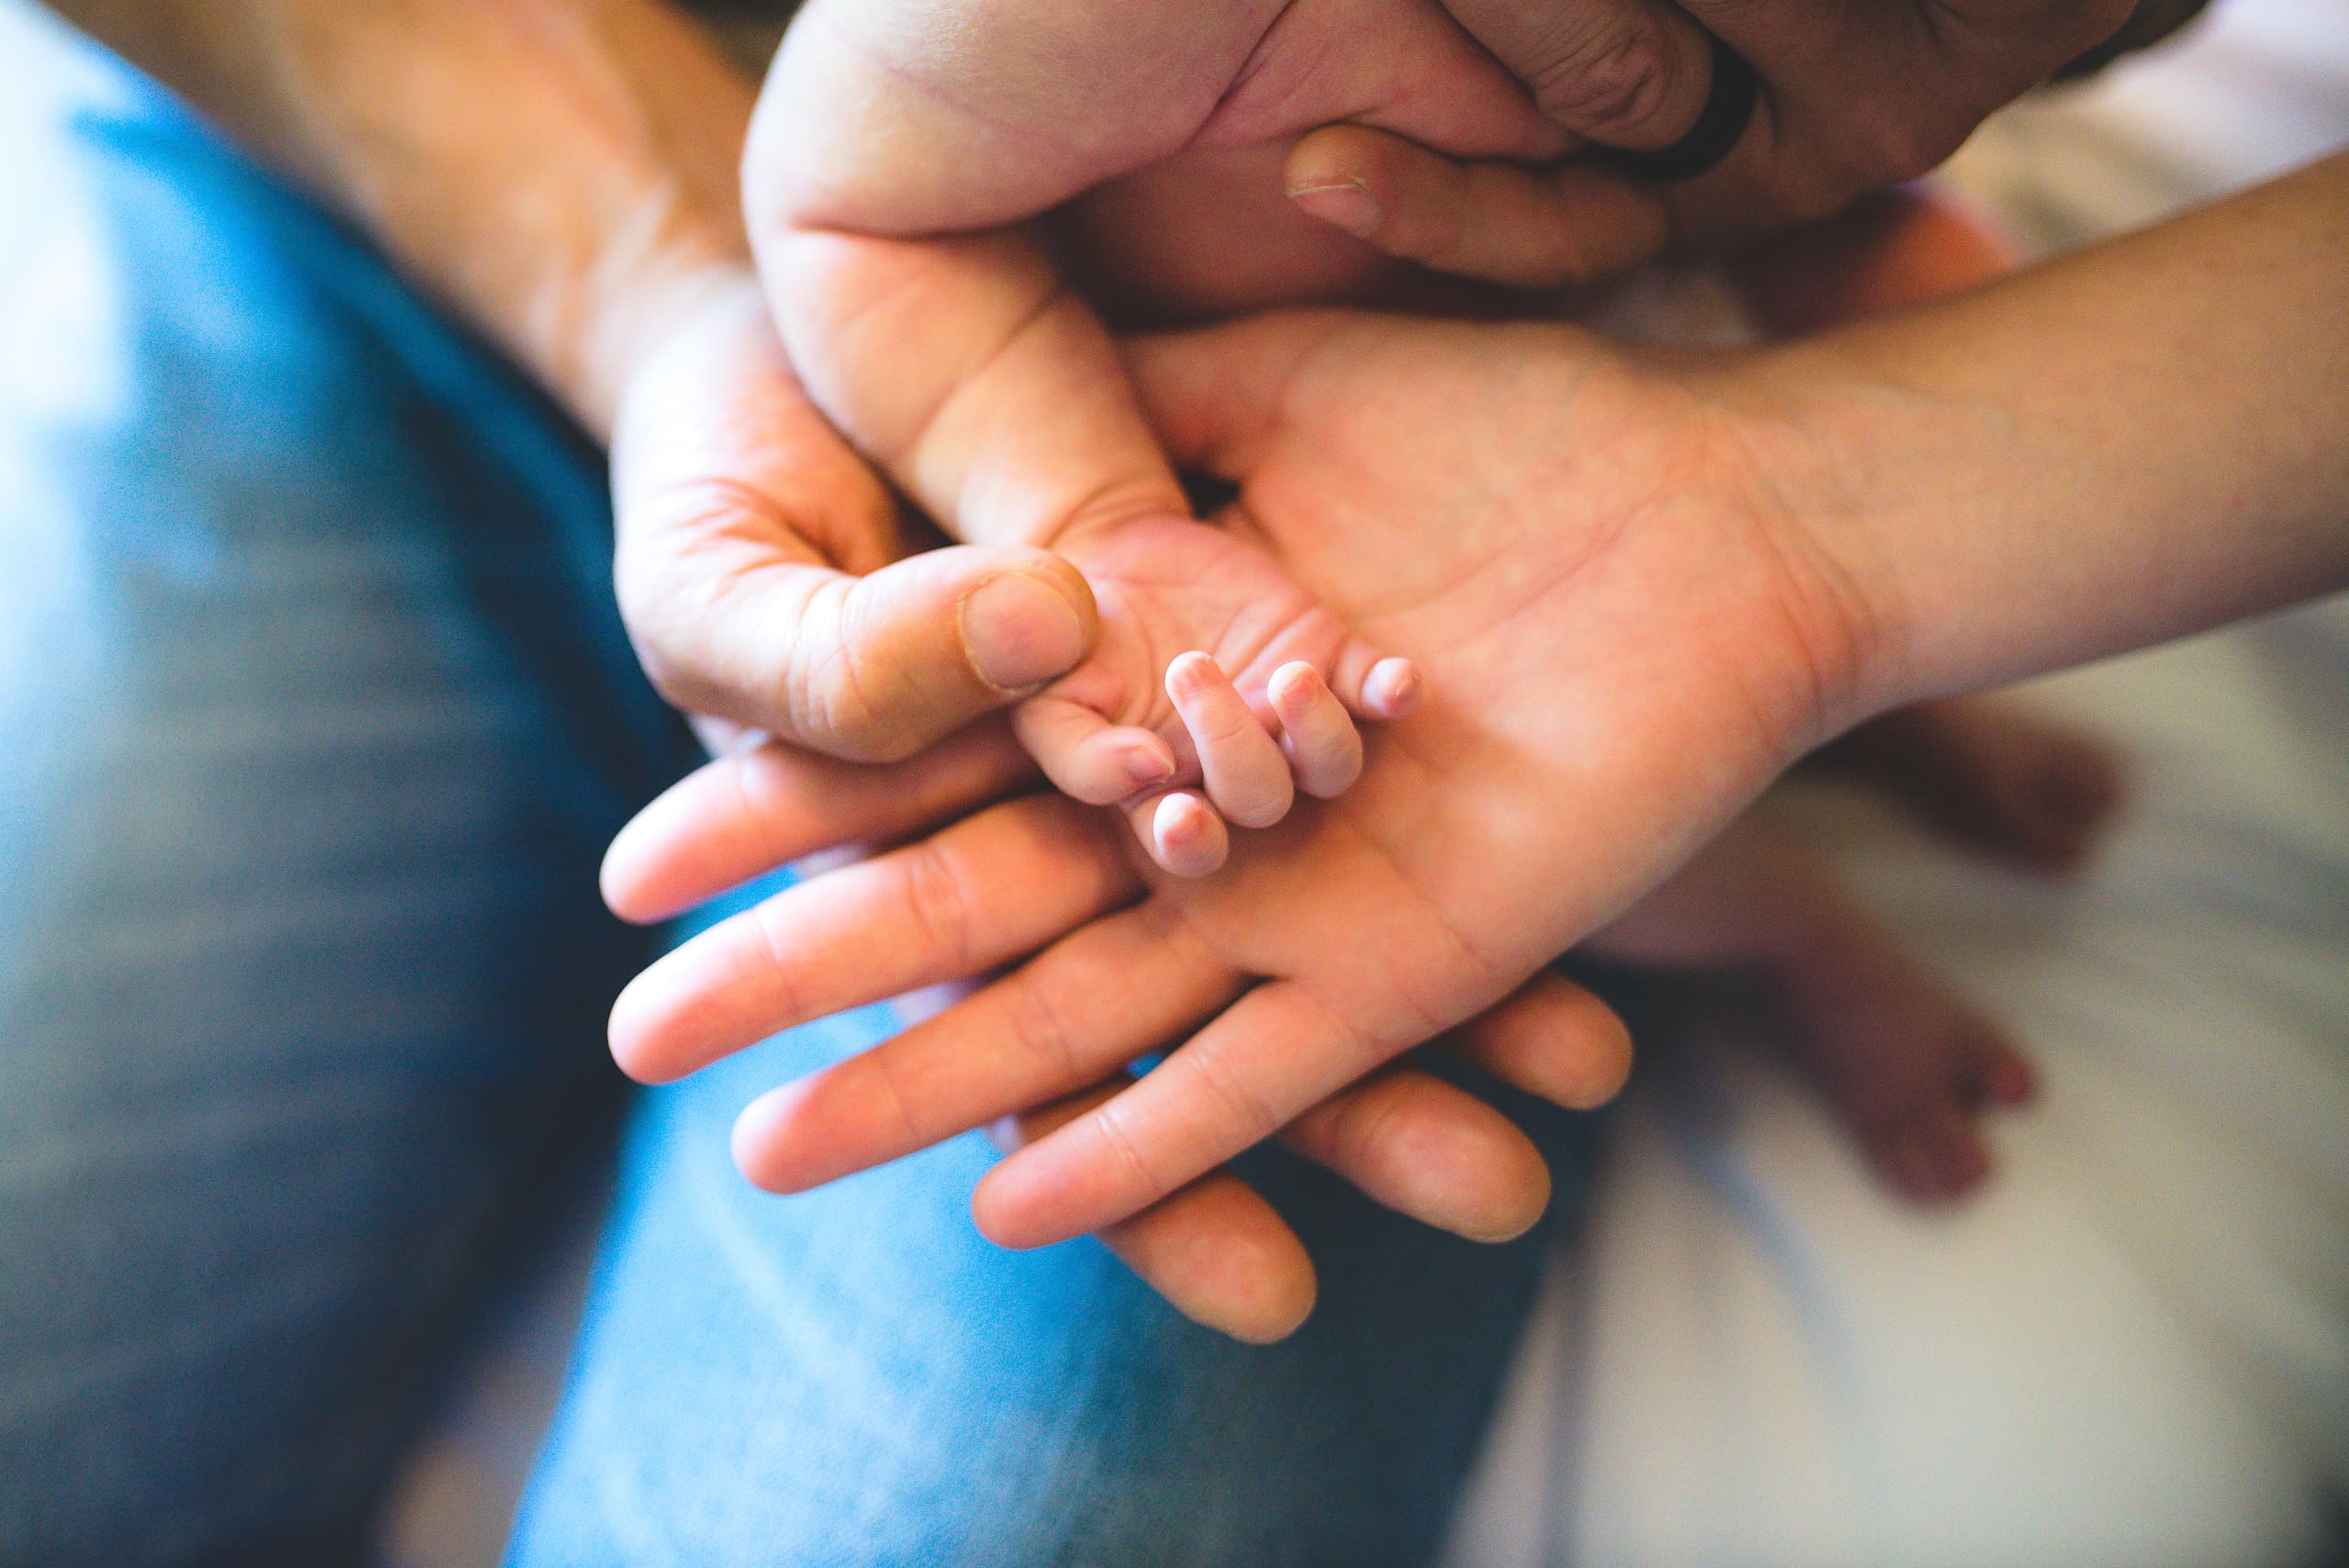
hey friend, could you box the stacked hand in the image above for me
[607,306,1876,1295]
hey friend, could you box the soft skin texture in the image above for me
[615,307,1873,1251]
[41,0,1632,1340]
[745,0,1579,862]
[618,150,2349,1251]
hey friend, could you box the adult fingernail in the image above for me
[962,572,1087,690]
[1288,179,1382,239]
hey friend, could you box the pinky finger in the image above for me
[1450,969,1634,1111]
[996,1078,1317,1344]
[1327,638,1424,722]
[1282,1066,1552,1242]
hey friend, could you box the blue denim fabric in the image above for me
[0,7,690,1561]
[514,1016,1592,1567]
[0,9,1592,1562]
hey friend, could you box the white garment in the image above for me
[1442,3,2349,1562]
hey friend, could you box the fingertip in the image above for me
[1267,660,1321,715]
[1152,792,1230,877]
[730,1082,820,1194]
[1121,735,1180,794]
[598,829,658,926]
[960,565,1096,693]
[1286,176,1384,241]
[1164,649,1222,702]
[1015,703,1175,806]
[1077,728,1179,805]
[1103,1177,1320,1344]
[607,966,683,1085]
[1362,657,1422,718]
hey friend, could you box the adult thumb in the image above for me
[629,540,1097,763]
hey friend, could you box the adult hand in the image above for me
[604,290,1632,1340]
[614,148,2349,1319]
[610,274,1107,762]
[607,307,1879,1254]
[602,717,1631,1341]
[1283,0,2142,287]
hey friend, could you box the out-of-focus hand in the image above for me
[1283,0,2138,287]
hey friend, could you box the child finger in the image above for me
[1128,789,1230,878]
[1329,639,1425,721]
[1268,662,1364,799]
[1168,651,1294,829]
[1011,695,1178,805]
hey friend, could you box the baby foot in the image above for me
[1775,919,2035,1203]
[1591,817,2035,1204]
[1818,696,2126,873]
[1009,515,1419,876]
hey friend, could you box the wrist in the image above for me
[1689,346,1935,746]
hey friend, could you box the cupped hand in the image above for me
[612,307,1881,1252]
[609,274,1100,763]
[1283,0,2143,288]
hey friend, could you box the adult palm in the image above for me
[613,308,1882,1249]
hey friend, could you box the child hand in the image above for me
[1018,516,1419,877]
[743,0,1541,865]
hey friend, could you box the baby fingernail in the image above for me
[1165,650,1219,697]
[1288,179,1382,239]
[963,573,1087,690]
[1270,662,1320,710]
[1364,657,1421,716]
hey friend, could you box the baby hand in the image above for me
[1018,515,1419,877]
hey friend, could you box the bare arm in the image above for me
[52,0,754,437]
[1786,150,2349,717]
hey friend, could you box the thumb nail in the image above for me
[962,572,1087,690]
[1288,179,1382,239]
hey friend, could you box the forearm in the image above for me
[51,0,757,435]
[1781,150,2349,716]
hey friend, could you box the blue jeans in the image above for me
[0,9,1592,1563]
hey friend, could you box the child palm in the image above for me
[1018,516,1417,876]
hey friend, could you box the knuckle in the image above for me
[998,978,1085,1086]
[1186,1042,1280,1145]
[785,584,922,762]
[864,1045,930,1149]
[747,902,815,1029]
[1531,21,1683,144]
[1090,1097,1166,1204]
[896,839,977,973]
[1329,1075,1410,1177]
